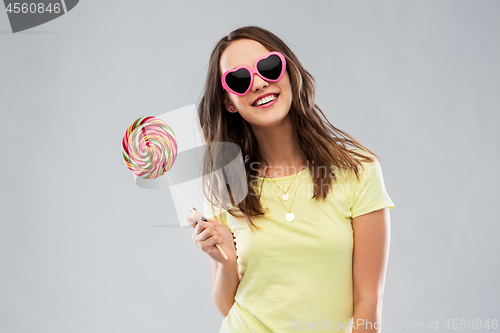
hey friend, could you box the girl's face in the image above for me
[220,39,293,128]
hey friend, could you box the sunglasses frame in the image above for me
[221,51,287,96]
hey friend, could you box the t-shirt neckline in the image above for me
[254,167,309,181]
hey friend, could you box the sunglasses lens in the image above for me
[257,54,283,80]
[225,68,251,94]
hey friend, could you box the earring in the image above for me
[231,107,235,111]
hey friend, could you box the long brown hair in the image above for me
[198,26,380,232]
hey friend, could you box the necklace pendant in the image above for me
[285,213,295,222]
[282,193,289,201]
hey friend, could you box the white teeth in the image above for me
[256,94,277,106]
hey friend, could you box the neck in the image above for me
[250,114,306,177]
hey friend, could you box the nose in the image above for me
[251,73,268,93]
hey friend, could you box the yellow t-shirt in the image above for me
[203,149,395,332]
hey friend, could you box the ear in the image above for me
[223,95,237,113]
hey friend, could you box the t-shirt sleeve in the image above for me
[202,199,231,232]
[349,158,395,219]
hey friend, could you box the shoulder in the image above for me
[346,146,376,162]
[342,147,383,183]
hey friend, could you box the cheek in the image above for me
[229,95,249,110]
[281,74,292,94]
[226,92,240,106]
[281,78,293,101]
[233,96,247,107]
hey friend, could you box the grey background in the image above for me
[1,1,499,332]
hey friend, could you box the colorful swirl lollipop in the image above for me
[121,115,228,260]
[121,116,177,179]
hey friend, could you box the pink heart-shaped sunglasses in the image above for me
[221,51,287,96]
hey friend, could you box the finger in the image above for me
[200,235,221,252]
[197,227,217,242]
[192,220,215,242]
[196,220,215,233]
[190,214,209,228]
[192,220,205,240]
[188,220,198,229]
[186,213,200,228]
[186,209,205,226]
[207,237,220,252]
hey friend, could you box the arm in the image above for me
[351,207,391,332]
[210,255,240,317]
[196,205,240,317]
[188,207,240,317]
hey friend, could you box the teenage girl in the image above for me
[186,26,395,333]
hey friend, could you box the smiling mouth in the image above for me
[253,94,279,107]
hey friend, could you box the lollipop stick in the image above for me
[164,173,229,260]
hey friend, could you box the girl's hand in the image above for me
[186,209,237,264]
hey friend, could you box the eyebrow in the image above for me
[229,60,256,70]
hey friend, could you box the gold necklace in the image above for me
[264,162,305,201]
[265,167,305,222]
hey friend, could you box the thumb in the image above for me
[192,207,204,219]
[193,207,221,225]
